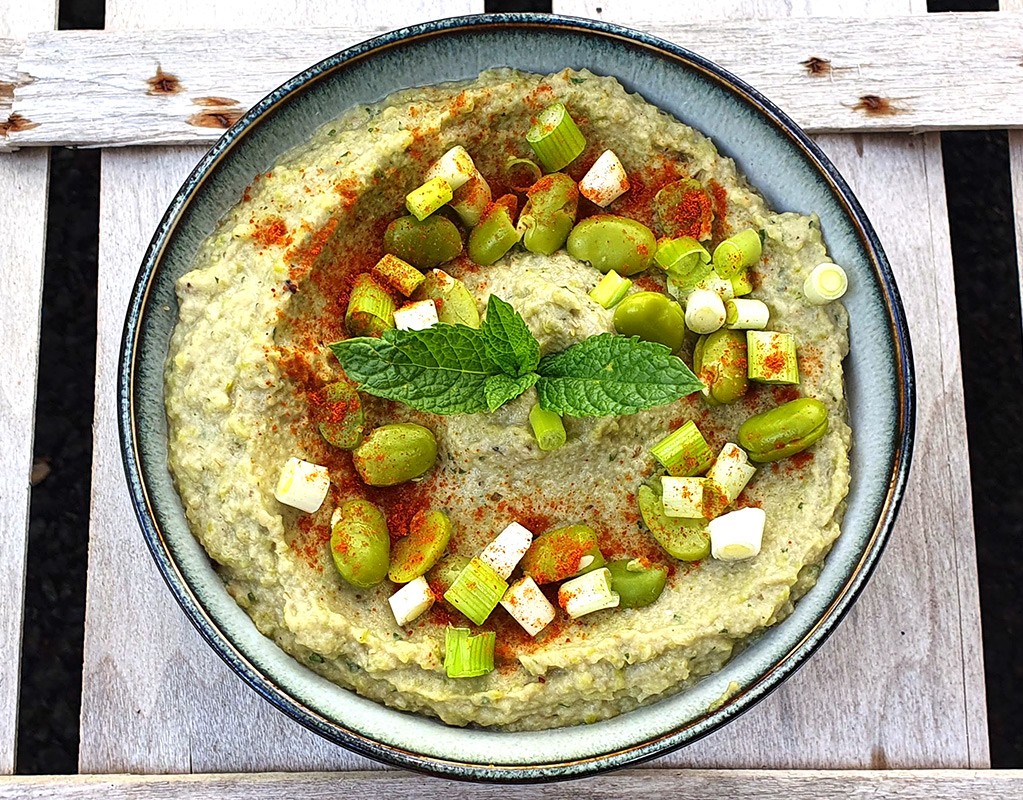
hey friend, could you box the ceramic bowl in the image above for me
[119,13,914,782]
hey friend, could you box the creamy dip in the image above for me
[165,68,851,730]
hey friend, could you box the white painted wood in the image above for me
[0,769,1020,799]
[1008,0,1023,319]
[556,0,988,770]
[0,0,56,777]
[78,0,484,776]
[2,12,1023,150]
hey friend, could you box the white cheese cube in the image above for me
[685,288,727,334]
[500,576,556,636]
[661,476,705,518]
[709,507,766,561]
[479,522,534,579]
[393,300,439,331]
[274,457,330,513]
[579,149,629,207]
[388,576,435,626]
[558,568,620,619]
[424,145,476,191]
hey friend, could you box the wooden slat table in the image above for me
[0,0,1012,794]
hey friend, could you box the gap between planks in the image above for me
[3,12,1023,150]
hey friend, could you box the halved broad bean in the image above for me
[613,291,685,352]
[316,380,364,450]
[413,269,480,328]
[353,423,438,486]
[653,178,713,240]
[330,499,390,588]
[384,214,463,270]
[567,215,656,276]
[738,397,829,463]
[606,558,668,609]
[692,329,749,406]
[520,524,604,584]
[637,484,710,562]
[426,553,471,598]
[518,173,579,255]
[468,194,521,266]
[388,509,453,583]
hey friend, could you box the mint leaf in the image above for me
[484,373,539,411]
[329,326,500,415]
[480,295,540,378]
[536,333,704,417]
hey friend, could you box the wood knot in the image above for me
[801,56,832,77]
[853,94,906,116]
[147,66,182,95]
[0,82,14,104]
[0,113,39,137]
[187,108,244,129]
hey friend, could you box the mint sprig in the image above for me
[329,295,703,417]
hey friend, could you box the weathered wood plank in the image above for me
[2,12,1023,151]
[1008,0,1023,315]
[78,0,484,776]
[555,0,988,770]
[0,769,1019,799]
[0,0,55,776]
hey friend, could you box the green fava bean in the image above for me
[353,423,438,487]
[653,178,713,240]
[738,397,829,463]
[317,380,364,450]
[388,509,453,583]
[638,484,710,562]
[330,499,390,588]
[426,553,471,597]
[607,558,668,609]
[520,524,604,584]
[384,214,463,270]
[693,329,749,406]
[613,291,685,352]
[566,215,657,276]
[468,195,521,266]
[518,174,579,255]
[413,270,481,328]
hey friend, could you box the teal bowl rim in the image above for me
[118,12,915,783]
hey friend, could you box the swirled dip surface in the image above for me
[165,69,851,730]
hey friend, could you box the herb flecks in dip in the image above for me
[165,68,851,730]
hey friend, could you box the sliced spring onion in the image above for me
[803,262,848,304]
[388,576,435,626]
[703,443,756,519]
[730,269,754,297]
[479,522,534,580]
[684,288,726,335]
[529,403,567,451]
[712,228,763,279]
[504,156,543,192]
[345,274,395,337]
[393,299,439,331]
[526,102,586,172]
[425,146,476,191]
[709,507,766,561]
[406,176,453,221]
[450,171,493,227]
[274,457,330,513]
[444,627,496,678]
[661,476,705,519]
[443,558,508,626]
[651,420,714,477]
[747,330,800,385]
[371,253,425,297]
[589,270,632,309]
[655,236,712,287]
[579,149,629,207]
[500,576,556,636]
[558,567,620,619]
[724,298,770,330]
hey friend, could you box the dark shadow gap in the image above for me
[486,0,552,12]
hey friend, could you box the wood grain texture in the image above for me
[0,770,1020,799]
[78,0,483,776]
[556,0,988,770]
[0,0,56,776]
[3,12,1023,150]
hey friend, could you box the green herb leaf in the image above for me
[329,327,499,415]
[480,295,540,378]
[536,333,704,417]
[484,373,539,411]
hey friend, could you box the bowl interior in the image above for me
[123,15,911,781]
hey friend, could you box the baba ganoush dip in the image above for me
[165,68,851,730]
